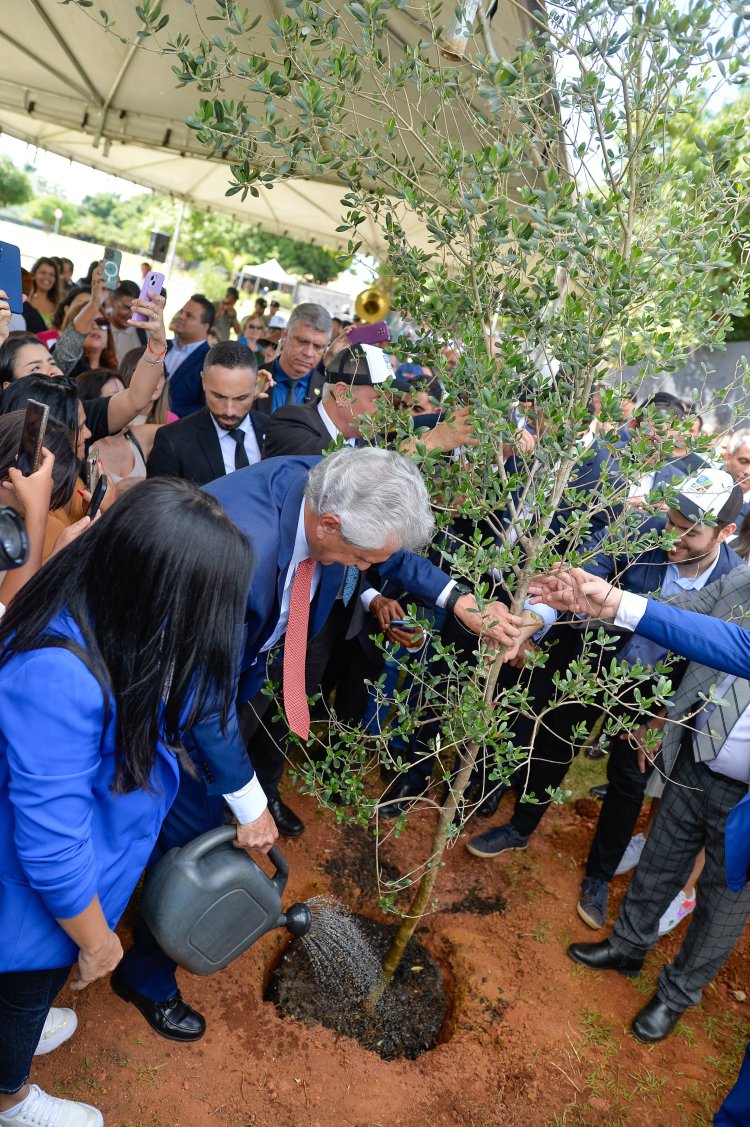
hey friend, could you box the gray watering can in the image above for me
[140,825,311,975]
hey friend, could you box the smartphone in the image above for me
[130,270,166,322]
[388,618,419,631]
[17,400,50,476]
[348,320,390,347]
[0,241,24,314]
[102,247,122,291]
[85,448,100,494]
[88,474,108,519]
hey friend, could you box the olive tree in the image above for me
[73,0,749,1003]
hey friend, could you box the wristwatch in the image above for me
[445,582,472,616]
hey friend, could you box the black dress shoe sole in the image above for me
[111,975,205,1043]
[567,947,643,978]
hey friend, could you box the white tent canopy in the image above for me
[236,259,298,287]
[0,1,543,254]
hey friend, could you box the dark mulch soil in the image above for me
[322,821,403,903]
[445,886,507,915]
[265,914,448,1060]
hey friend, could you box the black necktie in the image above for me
[285,380,297,406]
[227,427,249,470]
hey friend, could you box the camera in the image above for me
[0,506,28,570]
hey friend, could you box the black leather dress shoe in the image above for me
[567,939,644,977]
[631,995,685,1043]
[589,783,609,799]
[267,793,305,836]
[111,969,205,1042]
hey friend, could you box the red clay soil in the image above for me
[34,791,749,1127]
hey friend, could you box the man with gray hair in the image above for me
[724,428,750,527]
[114,447,523,1044]
[257,301,350,415]
[205,446,521,837]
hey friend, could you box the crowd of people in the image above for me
[0,250,749,1126]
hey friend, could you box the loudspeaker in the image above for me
[149,230,170,262]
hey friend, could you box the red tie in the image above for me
[283,557,315,740]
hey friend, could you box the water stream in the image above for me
[300,895,381,1005]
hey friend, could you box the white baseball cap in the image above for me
[267,313,287,328]
[674,468,743,524]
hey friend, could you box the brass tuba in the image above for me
[354,287,389,323]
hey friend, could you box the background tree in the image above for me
[0,156,32,209]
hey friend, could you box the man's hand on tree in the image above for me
[528,567,623,620]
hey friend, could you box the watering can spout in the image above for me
[280,902,312,938]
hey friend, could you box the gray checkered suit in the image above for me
[608,566,750,1011]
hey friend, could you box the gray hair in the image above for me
[287,302,332,338]
[304,447,435,551]
[729,429,750,455]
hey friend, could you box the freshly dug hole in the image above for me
[265,915,448,1060]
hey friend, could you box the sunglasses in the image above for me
[94,318,109,328]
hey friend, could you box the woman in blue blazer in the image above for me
[0,478,252,1127]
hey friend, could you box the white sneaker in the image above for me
[658,889,696,936]
[614,832,646,876]
[0,1084,103,1126]
[33,1009,78,1056]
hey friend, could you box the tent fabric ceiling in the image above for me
[0,1,542,254]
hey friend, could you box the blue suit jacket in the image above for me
[628,599,750,891]
[205,456,453,703]
[0,623,180,971]
[167,340,210,418]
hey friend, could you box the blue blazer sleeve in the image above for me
[378,550,452,605]
[183,699,254,796]
[635,600,750,679]
[1,649,106,919]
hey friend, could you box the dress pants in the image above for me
[609,737,750,1010]
[585,735,653,881]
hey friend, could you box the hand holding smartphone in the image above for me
[102,248,122,291]
[85,448,101,494]
[130,271,166,322]
[88,474,108,520]
[17,400,50,476]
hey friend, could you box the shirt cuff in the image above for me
[613,592,648,632]
[360,587,380,611]
[223,774,268,824]
[436,579,456,608]
[524,599,556,640]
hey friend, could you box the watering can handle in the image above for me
[177,826,289,891]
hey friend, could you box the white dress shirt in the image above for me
[318,400,355,446]
[211,413,262,475]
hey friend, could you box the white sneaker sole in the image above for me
[33,1008,78,1056]
[577,900,606,930]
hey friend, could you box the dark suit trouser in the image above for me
[609,736,750,1010]
[500,629,594,837]
[715,1044,750,1125]
[585,735,653,881]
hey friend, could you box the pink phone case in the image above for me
[348,320,390,346]
[131,271,165,322]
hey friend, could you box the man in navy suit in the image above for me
[255,302,331,415]
[165,294,214,417]
[116,447,522,1041]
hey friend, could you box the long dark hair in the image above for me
[1,376,80,451]
[0,411,79,510]
[30,257,63,306]
[0,478,253,792]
